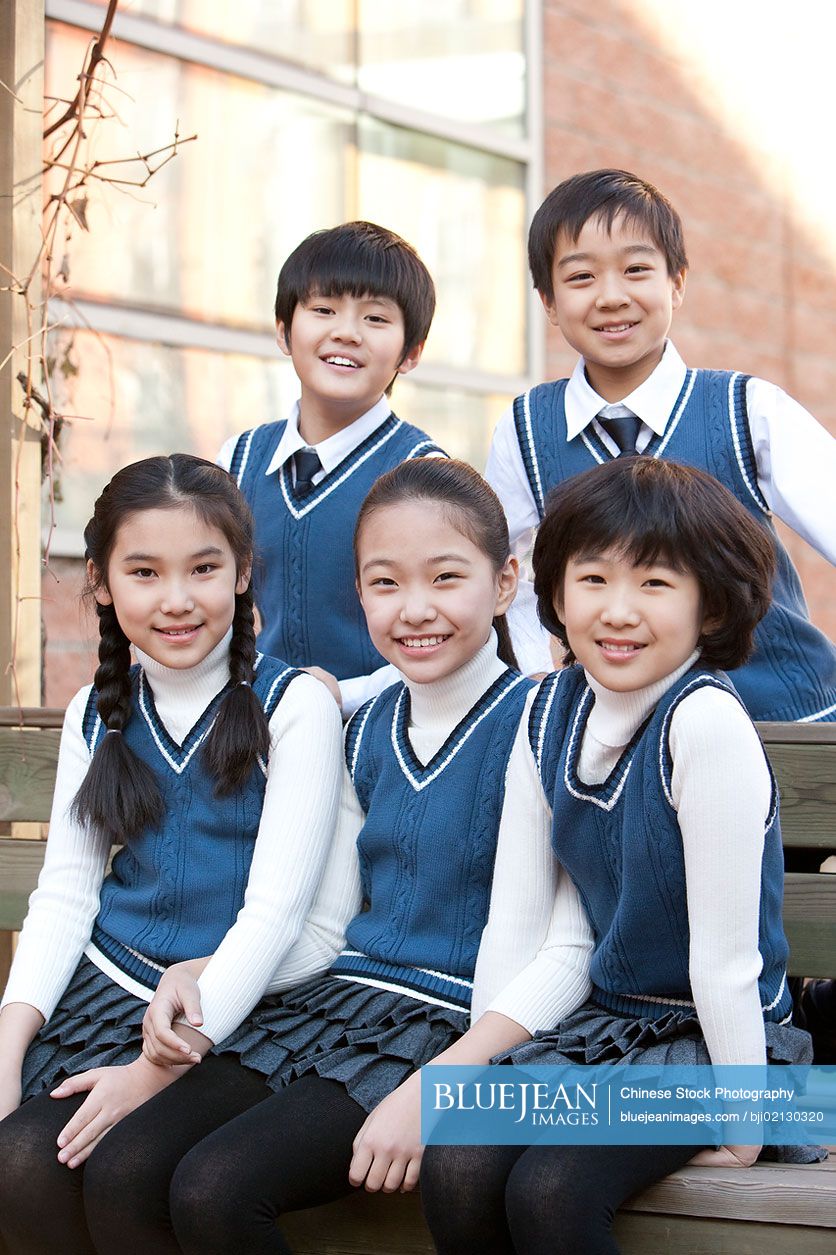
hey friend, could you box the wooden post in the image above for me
[0,0,44,711]
[0,0,45,985]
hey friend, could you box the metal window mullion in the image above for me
[49,297,526,395]
[46,0,532,162]
[524,0,546,388]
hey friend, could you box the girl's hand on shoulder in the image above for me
[142,959,207,1066]
[302,666,343,710]
[689,1144,761,1168]
[349,1072,423,1194]
[51,1055,183,1167]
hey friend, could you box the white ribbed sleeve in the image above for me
[671,686,772,1066]
[195,673,343,1043]
[472,691,593,1031]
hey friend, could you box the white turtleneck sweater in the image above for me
[267,634,592,1031]
[474,652,773,1066]
[1,632,344,1045]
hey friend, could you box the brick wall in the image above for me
[541,0,836,640]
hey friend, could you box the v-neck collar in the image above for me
[391,668,527,792]
[278,414,402,519]
[579,369,697,464]
[137,669,232,773]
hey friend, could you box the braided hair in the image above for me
[71,454,269,843]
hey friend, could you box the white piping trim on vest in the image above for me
[797,698,836,722]
[534,674,561,778]
[336,951,474,989]
[522,389,547,512]
[404,439,441,460]
[279,419,404,520]
[580,429,605,465]
[138,672,215,775]
[762,970,786,1013]
[655,368,696,457]
[392,674,528,792]
[234,428,256,487]
[563,688,633,812]
[725,372,769,515]
[348,696,379,784]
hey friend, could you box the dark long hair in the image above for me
[71,454,270,843]
[354,458,519,670]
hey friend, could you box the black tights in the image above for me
[0,1055,367,1255]
[420,1141,703,1255]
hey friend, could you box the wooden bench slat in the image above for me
[621,1153,836,1227]
[613,1212,836,1254]
[765,743,836,848]
[784,873,836,976]
[0,728,62,822]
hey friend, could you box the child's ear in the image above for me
[494,556,519,616]
[396,342,424,376]
[276,320,292,357]
[88,560,112,606]
[538,289,561,328]
[670,268,687,311]
[236,564,252,597]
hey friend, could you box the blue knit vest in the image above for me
[513,370,836,722]
[330,669,534,1010]
[229,415,445,679]
[528,665,792,1023]
[82,655,300,991]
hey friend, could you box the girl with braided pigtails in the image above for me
[0,454,343,1255]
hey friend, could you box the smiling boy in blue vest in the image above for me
[219,221,445,715]
[488,168,836,723]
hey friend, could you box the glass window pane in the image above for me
[358,119,527,376]
[395,378,510,472]
[83,0,356,81]
[47,331,299,546]
[359,0,525,135]
[46,23,355,331]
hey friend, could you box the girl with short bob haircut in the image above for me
[422,457,822,1255]
[0,454,343,1255]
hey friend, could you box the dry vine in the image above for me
[3,0,196,705]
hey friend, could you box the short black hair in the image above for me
[533,457,775,671]
[275,221,435,359]
[529,169,689,302]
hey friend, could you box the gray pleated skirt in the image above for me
[20,957,148,1101]
[496,999,826,1164]
[215,973,468,1113]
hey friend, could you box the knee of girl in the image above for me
[421,1145,509,1222]
[505,1153,607,1247]
[0,1110,59,1203]
[170,1148,241,1243]
[82,1134,148,1221]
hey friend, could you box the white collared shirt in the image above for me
[217,396,407,715]
[487,342,836,672]
[218,395,393,486]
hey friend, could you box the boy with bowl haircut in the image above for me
[219,221,445,715]
[488,168,836,722]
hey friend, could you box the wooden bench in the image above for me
[1,710,834,1254]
